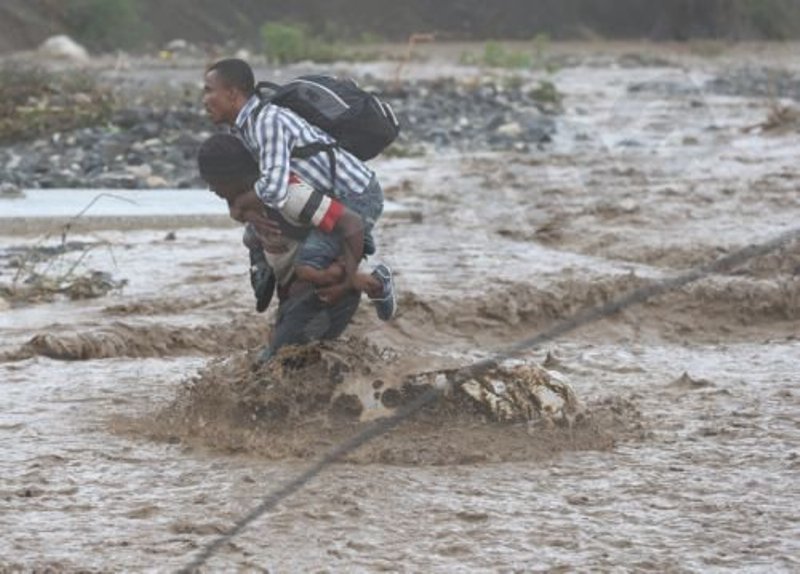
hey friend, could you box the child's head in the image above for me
[198,134,267,224]
[197,134,258,202]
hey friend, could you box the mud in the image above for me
[2,42,800,572]
[1,315,267,361]
[137,338,639,465]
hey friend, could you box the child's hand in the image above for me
[315,281,352,304]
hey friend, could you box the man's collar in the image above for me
[234,94,261,128]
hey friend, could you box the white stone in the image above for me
[126,164,152,178]
[38,35,89,61]
[73,93,92,105]
[0,297,10,312]
[6,153,21,171]
[496,122,523,137]
[145,175,169,188]
[165,39,189,52]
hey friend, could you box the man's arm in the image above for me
[250,107,292,208]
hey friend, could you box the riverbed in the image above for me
[1,43,799,572]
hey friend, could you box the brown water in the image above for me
[2,44,800,572]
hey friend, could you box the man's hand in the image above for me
[253,214,288,254]
[249,248,275,313]
[249,209,283,239]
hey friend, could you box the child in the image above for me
[198,134,393,361]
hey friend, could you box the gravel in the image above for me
[1,77,559,190]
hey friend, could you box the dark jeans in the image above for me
[259,285,361,362]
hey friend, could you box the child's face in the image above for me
[226,191,265,224]
[208,178,248,203]
[207,177,260,224]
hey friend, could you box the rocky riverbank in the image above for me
[1,71,559,190]
[3,48,800,192]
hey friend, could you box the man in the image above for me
[197,134,387,362]
[202,57,395,320]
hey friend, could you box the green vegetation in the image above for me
[528,80,563,108]
[459,35,554,70]
[461,42,532,69]
[0,63,113,144]
[737,0,800,40]
[261,21,312,63]
[63,0,150,52]
[260,21,383,64]
[482,42,532,69]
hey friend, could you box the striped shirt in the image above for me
[234,94,374,209]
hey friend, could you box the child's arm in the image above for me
[280,179,365,284]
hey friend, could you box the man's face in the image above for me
[203,70,238,125]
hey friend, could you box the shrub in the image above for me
[261,21,311,63]
[460,41,546,70]
[528,80,563,107]
[63,0,150,52]
[740,0,796,39]
[260,21,383,63]
[482,42,532,69]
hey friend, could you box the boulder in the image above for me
[38,35,89,61]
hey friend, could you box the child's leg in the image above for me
[294,260,344,286]
[352,272,383,298]
[294,228,343,280]
[294,229,383,299]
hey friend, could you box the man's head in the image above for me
[203,58,255,125]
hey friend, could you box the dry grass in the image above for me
[0,62,113,143]
[0,194,131,305]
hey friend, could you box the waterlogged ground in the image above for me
[2,43,800,572]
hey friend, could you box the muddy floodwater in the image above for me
[2,44,800,572]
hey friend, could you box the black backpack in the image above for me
[253,75,400,191]
[256,75,400,161]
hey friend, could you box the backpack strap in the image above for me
[250,81,281,120]
[249,81,340,195]
[255,80,282,92]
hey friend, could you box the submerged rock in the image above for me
[170,338,581,428]
[141,337,637,465]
